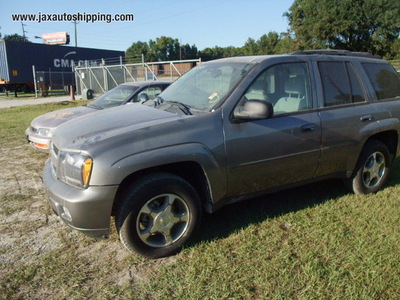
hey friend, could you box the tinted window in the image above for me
[243,62,312,115]
[347,62,366,103]
[319,62,367,107]
[362,63,400,100]
[319,62,351,106]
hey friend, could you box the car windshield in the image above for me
[88,85,138,109]
[159,61,255,111]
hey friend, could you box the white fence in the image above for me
[74,58,201,95]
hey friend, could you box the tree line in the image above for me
[4,0,399,61]
[127,0,400,62]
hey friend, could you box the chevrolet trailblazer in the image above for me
[43,50,400,258]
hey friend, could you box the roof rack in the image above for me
[290,49,380,59]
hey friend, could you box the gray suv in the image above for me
[43,50,400,258]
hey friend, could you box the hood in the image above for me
[31,106,94,129]
[53,103,184,151]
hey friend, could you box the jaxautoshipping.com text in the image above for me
[12,12,134,23]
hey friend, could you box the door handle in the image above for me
[301,124,316,133]
[360,115,373,122]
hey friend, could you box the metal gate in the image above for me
[74,58,201,95]
[34,70,74,97]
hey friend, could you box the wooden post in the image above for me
[70,85,75,100]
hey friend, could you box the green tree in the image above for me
[4,33,30,42]
[149,36,181,61]
[242,38,258,55]
[274,32,298,54]
[389,39,400,59]
[126,37,194,62]
[126,41,153,63]
[179,43,198,60]
[223,46,243,57]
[285,0,400,57]
[257,32,280,54]
[198,46,225,61]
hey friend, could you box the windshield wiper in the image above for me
[87,103,103,110]
[148,96,192,115]
[166,101,193,115]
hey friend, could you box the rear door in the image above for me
[313,59,390,177]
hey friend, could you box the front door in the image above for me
[223,62,321,197]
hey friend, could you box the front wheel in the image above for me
[348,140,391,194]
[116,173,202,259]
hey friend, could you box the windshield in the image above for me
[159,61,254,111]
[88,85,138,109]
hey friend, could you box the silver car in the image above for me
[25,81,171,153]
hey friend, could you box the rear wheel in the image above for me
[116,173,202,259]
[348,140,390,194]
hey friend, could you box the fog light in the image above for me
[61,206,72,222]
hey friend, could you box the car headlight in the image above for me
[58,151,93,189]
[37,128,55,138]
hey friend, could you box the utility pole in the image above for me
[21,21,27,38]
[179,39,182,60]
[72,21,78,47]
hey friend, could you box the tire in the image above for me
[115,173,202,259]
[348,140,391,194]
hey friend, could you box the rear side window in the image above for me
[318,61,366,107]
[347,63,365,103]
[362,63,400,100]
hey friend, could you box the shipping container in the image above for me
[0,40,124,92]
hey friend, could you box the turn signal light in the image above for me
[82,157,93,186]
[34,142,49,149]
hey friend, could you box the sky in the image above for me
[1,0,295,52]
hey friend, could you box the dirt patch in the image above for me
[0,145,60,272]
[0,143,171,299]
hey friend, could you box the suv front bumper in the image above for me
[43,159,119,239]
[25,127,51,153]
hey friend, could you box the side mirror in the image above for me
[233,100,273,120]
[139,93,149,103]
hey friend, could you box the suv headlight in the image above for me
[37,128,55,138]
[58,151,93,188]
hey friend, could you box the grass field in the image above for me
[0,102,399,299]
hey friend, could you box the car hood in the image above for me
[31,106,94,129]
[53,104,185,151]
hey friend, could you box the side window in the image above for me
[243,62,312,115]
[347,62,366,103]
[146,87,162,99]
[362,63,400,100]
[319,62,350,106]
[319,61,366,107]
[133,87,162,102]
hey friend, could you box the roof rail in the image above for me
[290,49,380,59]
